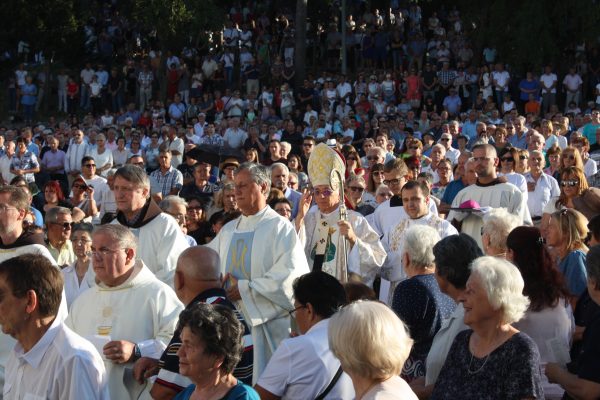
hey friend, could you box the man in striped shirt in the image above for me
[149,149,183,201]
[135,246,253,399]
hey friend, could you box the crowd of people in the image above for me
[2,1,600,399]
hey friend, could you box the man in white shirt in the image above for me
[66,224,183,400]
[525,150,560,222]
[166,126,184,168]
[255,271,354,400]
[2,254,109,399]
[80,63,95,111]
[223,117,248,150]
[438,132,460,165]
[270,163,302,219]
[562,67,583,109]
[64,128,88,187]
[491,63,510,106]
[540,65,558,114]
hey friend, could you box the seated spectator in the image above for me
[328,301,418,399]
[184,196,212,245]
[269,197,293,221]
[69,176,98,222]
[255,271,354,399]
[430,256,543,399]
[507,226,573,398]
[545,245,600,399]
[392,225,455,382]
[149,149,184,201]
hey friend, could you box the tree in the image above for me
[0,0,80,62]
[444,0,600,73]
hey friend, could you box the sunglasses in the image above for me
[313,188,334,197]
[562,155,575,160]
[519,156,529,160]
[383,178,402,186]
[367,156,380,161]
[561,179,579,187]
[83,164,96,168]
[51,221,74,229]
[73,184,87,189]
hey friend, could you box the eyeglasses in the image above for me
[520,156,529,160]
[83,164,96,168]
[0,204,18,213]
[561,179,579,187]
[288,305,306,317]
[501,157,514,162]
[313,188,334,197]
[50,221,74,229]
[73,184,87,190]
[383,178,402,186]
[275,207,292,214]
[90,246,126,257]
[367,156,380,161]
[440,138,451,142]
[349,186,365,193]
[303,143,313,147]
[562,155,575,160]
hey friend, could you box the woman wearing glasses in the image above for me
[498,147,527,194]
[559,146,584,175]
[542,167,600,232]
[346,175,370,216]
[363,163,385,208]
[69,176,98,222]
[42,180,86,222]
[62,222,96,308]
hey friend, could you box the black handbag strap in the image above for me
[314,365,343,400]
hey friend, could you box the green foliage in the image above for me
[131,0,225,50]
[438,0,600,72]
[0,0,81,61]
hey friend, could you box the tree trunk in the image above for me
[294,0,308,87]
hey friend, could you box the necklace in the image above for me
[467,352,490,374]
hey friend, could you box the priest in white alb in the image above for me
[206,162,310,382]
[381,180,458,304]
[296,143,386,285]
[66,224,183,400]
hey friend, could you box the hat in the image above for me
[219,157,240,170]
[370,75,377,80]
[308,143,346,191]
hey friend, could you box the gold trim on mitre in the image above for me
[308,143,346,191]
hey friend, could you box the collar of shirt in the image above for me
[15,317,61,368]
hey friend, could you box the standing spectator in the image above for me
[66,76,79,114]
[430,257,544,399]
[20,76,37,123]
[328,301,418,399]
[61,222,95,308]
[540,65,558,115]
[492,63,510,107]
[79,62,95,111]
[1,254,108,399]
[563,67,583,109]
[10,137,40,184]
[45,206,76,268]
[138,63,154,112]
[149,149,183,200]
[57,69,69,113]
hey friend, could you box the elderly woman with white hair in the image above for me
[481,207,522,258]
[392,225,456,382]
[328,301,418,399]
[430,256,544,399]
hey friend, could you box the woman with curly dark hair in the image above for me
[507,226,573,399]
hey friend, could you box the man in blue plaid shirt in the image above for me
[149,149,183,201]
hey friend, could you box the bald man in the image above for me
[136,246,253,399]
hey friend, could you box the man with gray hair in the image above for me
[45,206,75,267]
[66,224,183,400]
[508,115,529,149]
[270,162,302,218]
[111,165,189,286]
[207,162,310,381]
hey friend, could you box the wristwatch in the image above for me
[132,344,141,361]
